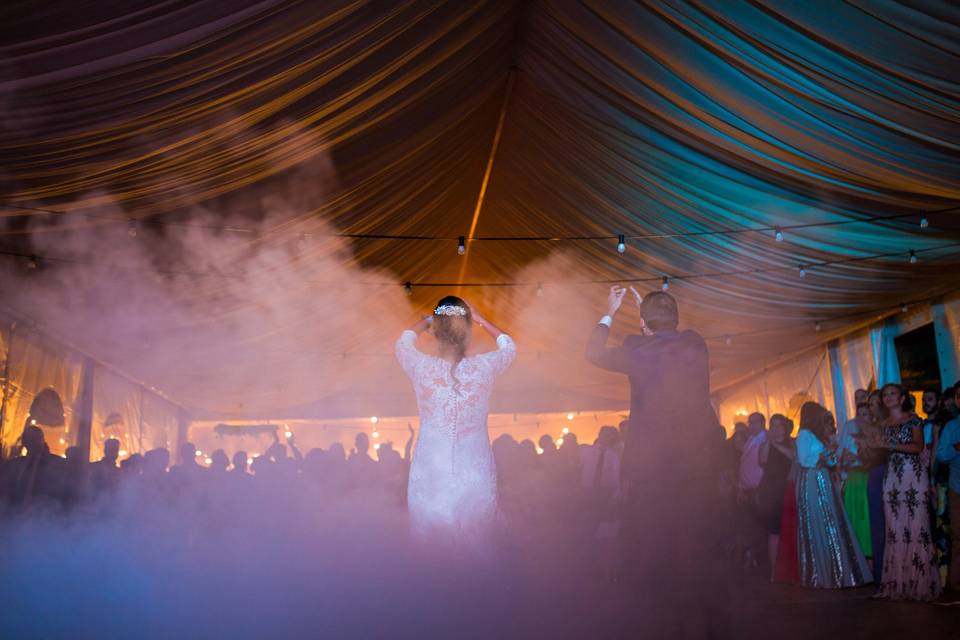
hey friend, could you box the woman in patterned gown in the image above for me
[869,383,941,601]
[396,296,516,551]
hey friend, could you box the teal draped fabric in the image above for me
[871,320,901,387]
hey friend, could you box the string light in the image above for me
[815,321,822,332]
[457,236,466,255]
[9,201,954,241]
[566,412,574,421]
[372,430,380,439]
[909,250,917,264]
[661,276,669,291]
[404,282,413,296]
[900,304,908,313]
[370,416,379,424]
[774,226,783,242]
[127,221,138,238]
[556,438,565,446]
[617,234,626,254]
[27,256,38,269]
[798,264,806,278]
[562,427,570,434]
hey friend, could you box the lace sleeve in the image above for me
[477,334,516,376]
[395,330,425,377]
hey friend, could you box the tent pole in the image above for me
[0,321,15,460]
[76,358,95,462]
[457,67,518,291]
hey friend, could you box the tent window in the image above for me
[894,323,941,391]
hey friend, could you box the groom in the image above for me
[585,286,724,633]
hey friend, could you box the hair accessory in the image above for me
[434,304,467,317]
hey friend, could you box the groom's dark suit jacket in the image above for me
[586,323,719,484]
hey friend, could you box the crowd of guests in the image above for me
[0,419,626,576]
[723,383,960,603]
[4,383,959,604]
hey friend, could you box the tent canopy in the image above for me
[1,1,959,420]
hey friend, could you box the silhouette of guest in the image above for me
[0,425,66,509]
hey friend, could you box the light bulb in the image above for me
[909,250,917,264]
[815,321,822,332]
[724,335,733,345]
[920,214,929,229]
[900,304,908,313]
[372,431,380,439]
[617,234,626,254]
[128,221,138,237]
[404,282,413,296]
[370,416,379,424]
[798,265,806,278]
[536,282,544,297]
[774,227,783,242]
[562,427,569,435]
[458,236,465,255]
[566,412,575,421]
[661,276,669,291]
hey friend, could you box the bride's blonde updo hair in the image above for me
[433,295,472,390]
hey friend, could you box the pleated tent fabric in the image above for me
[1,1,958,421]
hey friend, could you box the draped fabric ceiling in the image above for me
[2,1,959,421]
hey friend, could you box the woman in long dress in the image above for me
[795,401,872,589]
[395,296,515,550]
[868,383,941,601]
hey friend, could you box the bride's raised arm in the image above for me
[466,301,506,340]
[396,315,433,376]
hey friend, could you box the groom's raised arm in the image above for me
[585,312,630,374]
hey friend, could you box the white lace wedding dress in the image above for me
[396,330,516,547]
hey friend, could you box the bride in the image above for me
[395,296,515,549]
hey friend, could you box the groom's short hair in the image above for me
[640,292,679,331]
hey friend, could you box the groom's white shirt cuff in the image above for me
[598,315,613,327]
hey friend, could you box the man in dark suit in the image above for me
[586,286,724,636]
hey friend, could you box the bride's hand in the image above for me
[465,301,484,323]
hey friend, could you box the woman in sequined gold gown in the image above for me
[868,383,941,601]
[795,402,872,589]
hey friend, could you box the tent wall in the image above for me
[713,347,834,433]
[0,322,84,458]
[714,292,960,432]
[91,366,180,461]
[0,316,183,461]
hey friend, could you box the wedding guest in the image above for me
[579,425,622,581]
[795,402,871,589]
[860,390,889,583]
[740,413,767,493]
[773,418,800,584]
[936,386,960,598]
[840,403,873,565]
[870,383,940,601]
[754,414,793,580]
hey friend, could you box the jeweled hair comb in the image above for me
[434,305,467,317]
